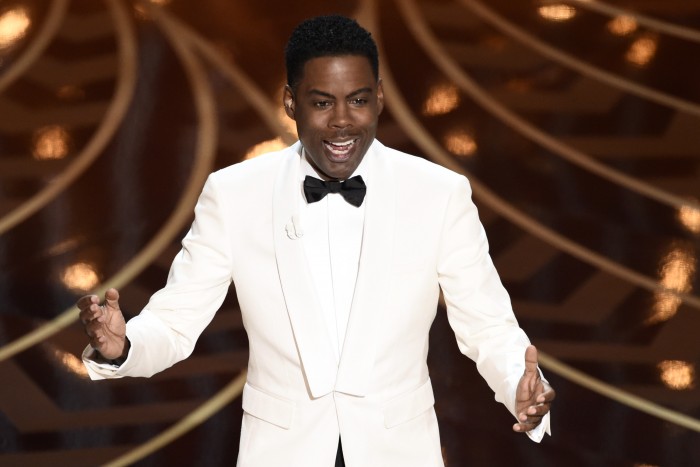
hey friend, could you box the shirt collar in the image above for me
[299,145,372,185]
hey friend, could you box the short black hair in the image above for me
[285,15,379,90]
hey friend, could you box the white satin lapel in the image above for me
[335,142,395,396]
[273,144,337,398]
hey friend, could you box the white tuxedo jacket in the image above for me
[84,140,537,466]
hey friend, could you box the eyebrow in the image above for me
[307,87,373,99]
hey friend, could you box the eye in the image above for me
[314,100,332,109]
[349,98,368,106]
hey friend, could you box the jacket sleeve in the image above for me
[83,173,233,379]
[436,176,550,441]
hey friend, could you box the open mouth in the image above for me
[324,138,358,159]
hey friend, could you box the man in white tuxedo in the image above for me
[79,15,554,467]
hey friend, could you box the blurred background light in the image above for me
[423,82,460,117]
[32,125,71,160]
[648,246,696,324]
[678,202,700,234]
[626,35,658,67]
[61,262,100,292]
[658,360,695,390]
[444,128,477,158]
[538,4,577,22]
[607,15,638,36]
[56,84,86,101]
[48,344,89,378]
[244,137,287,160]
[0,6,31,50]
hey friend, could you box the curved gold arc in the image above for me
[538,353,700,432]
[397,0,700,212]
[103,370,248,467]
[101,4,269,464]
[373,7,700,310]
[362,0,700,432]
[558,0,700,44]
[0,0,219,362]
[153,7,296,144]
[0,0,69,93]
[460,0,700,119]
[0,0,138,235]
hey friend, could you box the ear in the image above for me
[376,78,385,116]
[283,85,296,120]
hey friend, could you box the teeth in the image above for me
[325,139,356,156]
[329,139,355,147]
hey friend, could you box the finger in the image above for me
[524,345,539,375]
[537,386,556,404]
[518,374,536,401]
[79,302,102,323]
[88,302,106,321]
[513,418,540,433]
[519,404,546,421]
[78,308,93,324]
[103,288,120,311]
[76,295,98,311]
[526,402,551,417]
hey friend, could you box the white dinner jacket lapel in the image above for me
[272,143,338,398]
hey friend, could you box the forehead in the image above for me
[297,55,376,92]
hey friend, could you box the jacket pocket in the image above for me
[242,383,295,430]
[383,378,435,428]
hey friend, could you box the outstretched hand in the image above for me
[77,288,127,360]
[513,345,555,433]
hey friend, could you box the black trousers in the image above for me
[335,438,345,467]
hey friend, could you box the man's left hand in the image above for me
[513,345,555,433]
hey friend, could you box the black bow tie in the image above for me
[303,175,366,207]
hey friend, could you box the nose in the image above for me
[329,102,351,129]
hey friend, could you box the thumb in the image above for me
[524,345,539,375]
[104,288,121,311]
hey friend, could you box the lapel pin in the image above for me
[285,214,304,239]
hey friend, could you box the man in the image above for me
[79,15,554,467]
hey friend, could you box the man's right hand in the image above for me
[77,288,127,360]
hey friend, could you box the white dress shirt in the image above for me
[299,149,368,363]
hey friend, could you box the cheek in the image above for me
[355,110,379,129]
[298,118,326,138]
